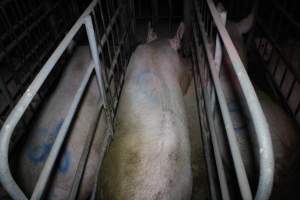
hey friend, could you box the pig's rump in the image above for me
[99,45,192,200]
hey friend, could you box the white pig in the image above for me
[98,23,192,200]
[216,2,300,193]
[13,46,106,200]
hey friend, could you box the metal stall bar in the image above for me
[191,46,219,200]
[252,0,300,126]
[193,0,274,199]
[30,63,96,200]
[0,0,131,199]
[192,25,231,200]
[206,2,274,200]
[68,5,130,199]
[194,2,251,199]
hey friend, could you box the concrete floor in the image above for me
[184,80,210,200]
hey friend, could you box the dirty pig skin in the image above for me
[98,22,193,200]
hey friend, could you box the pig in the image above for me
[215,2,300,195]
[98,22,192,200]
[12,46,107,199]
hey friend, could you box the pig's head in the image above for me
[216,2,256,68]
[145,22,192,94]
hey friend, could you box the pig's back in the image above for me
[99,45,192,200]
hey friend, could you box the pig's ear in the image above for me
[170,22,185,50]
[179,58,193,95]
[146,22,158,43]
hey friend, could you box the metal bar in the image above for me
[294,101,300,116]
[31,63,95,200]
[68,103,103,200]
[0,1,100,199]
[89,120,113,200]
[85,15,114,136]
[192,31,225,200]
[202,0,274,199]
[279,67,288,88]
[271,0,300,34]
[256,20,300,83]
[191,50,216,200]
[287,78,296,101]
[0,3,56,61]
[194,1,253,199]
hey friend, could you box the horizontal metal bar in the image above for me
[203,0,274,199]
[30,63,95,200]
[194,1,253,199]
[0,0,100,199]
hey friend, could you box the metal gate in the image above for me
[191,0,274,199]
[0,0,135,199]
[249,0,300,127]
[0,0,276,199]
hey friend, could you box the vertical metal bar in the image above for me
[191,46,218,200]
[203,0,274,199]
[68,103,103,200]
[193,27,230,200]
[85,15,114,135]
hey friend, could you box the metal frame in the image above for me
[250,0,300,127]
[192,0,274,199]
[0,0,134,199]
[0,0,81,149]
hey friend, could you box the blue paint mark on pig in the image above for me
[58,150,71,174]
[27,119,71,174]
[136,69,162,107]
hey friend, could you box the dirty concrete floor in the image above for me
[184,79,210,200]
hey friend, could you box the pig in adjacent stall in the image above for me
[215,2,300,196]
[13,46,107,200]
[98,23,192,200]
